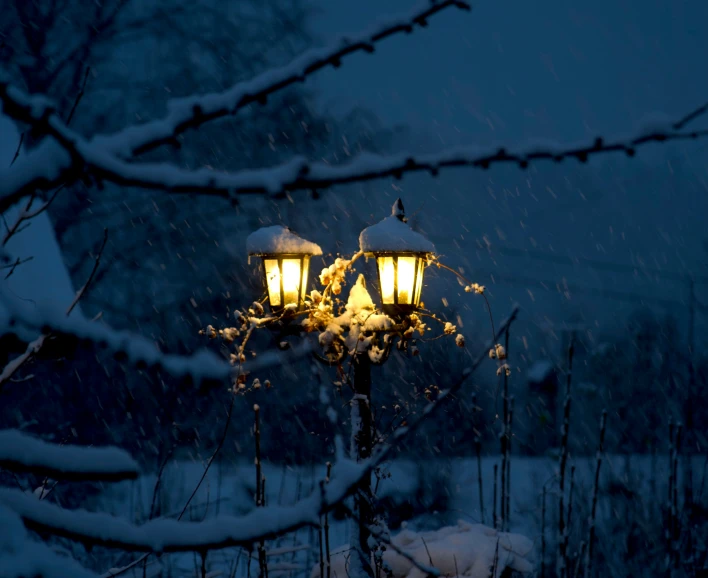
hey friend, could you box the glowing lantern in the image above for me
[247,225,322,311]
[359,199,434,315]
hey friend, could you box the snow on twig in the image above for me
[0,430,139,482]
[91,0,471,159]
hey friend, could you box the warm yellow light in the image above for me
[397,256,416,305]
[378,256,395,304]
[414,263,424,305]
[264,259,281,307]
[282,258,302,306]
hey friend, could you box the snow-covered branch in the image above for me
[0,284,234,383]
[82,123,708,201]
[2,34,706,215]
[0,505,100,578]
[0,306,518,554]
[91,0,471,159]
[0,430,139,482]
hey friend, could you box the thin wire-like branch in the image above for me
[65,66,91,127]
[67,228,107,315]
[3,256,33,278]
[2,185,64,247]
[9,132,24,167]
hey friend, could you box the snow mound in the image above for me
[312,520,534,578]
[247,225,322,256]
[359,200,435,254]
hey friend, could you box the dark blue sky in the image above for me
[313,0,708,145]
[310,0,708,347]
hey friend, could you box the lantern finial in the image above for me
[392,198,406,222]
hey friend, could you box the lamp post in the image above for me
[241,201,441,578]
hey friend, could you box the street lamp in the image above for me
[247,225,322,312]
[359,199,434,316]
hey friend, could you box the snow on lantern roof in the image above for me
[359,199,435,254]
[247,225,322,256]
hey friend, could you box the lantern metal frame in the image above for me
[252,252,312,313]
[371,251,428,316]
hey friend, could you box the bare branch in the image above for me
[9,132,25,167]
[2,185,64,247]
[92,0,472,159]
[65,66,91,127]
[67,227,108,315]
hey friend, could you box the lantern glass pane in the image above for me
[378,256,395,304]
[413,258,424,306]
[264,259,281,307]
[300,256,310,303]
[397,256,417,305]
[282,258,302,306]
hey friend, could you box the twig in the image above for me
[506,395,514,531]
[255,404,268,578]
[584,409,607,578]
[500,326,510,530]
[0,228,108,390]
[564,465,575,570]
[573,541,586,578]
[541,486,547,578]
[9,132,24,166]
[475,430,484,525]
[325,462,332,578]
[66,66,91,127]
[493,463,498,530]
[68,228,108,315]
[2,185,64,247]
[557,337,575,578]
[672,423,683,570]
[105,394,238,578]
[420,536,434,567]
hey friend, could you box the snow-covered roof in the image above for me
[359,200,435,254]
[246,225,322,256]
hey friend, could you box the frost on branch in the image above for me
[0,430,139,482]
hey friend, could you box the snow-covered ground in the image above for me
[85,452,704,578]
